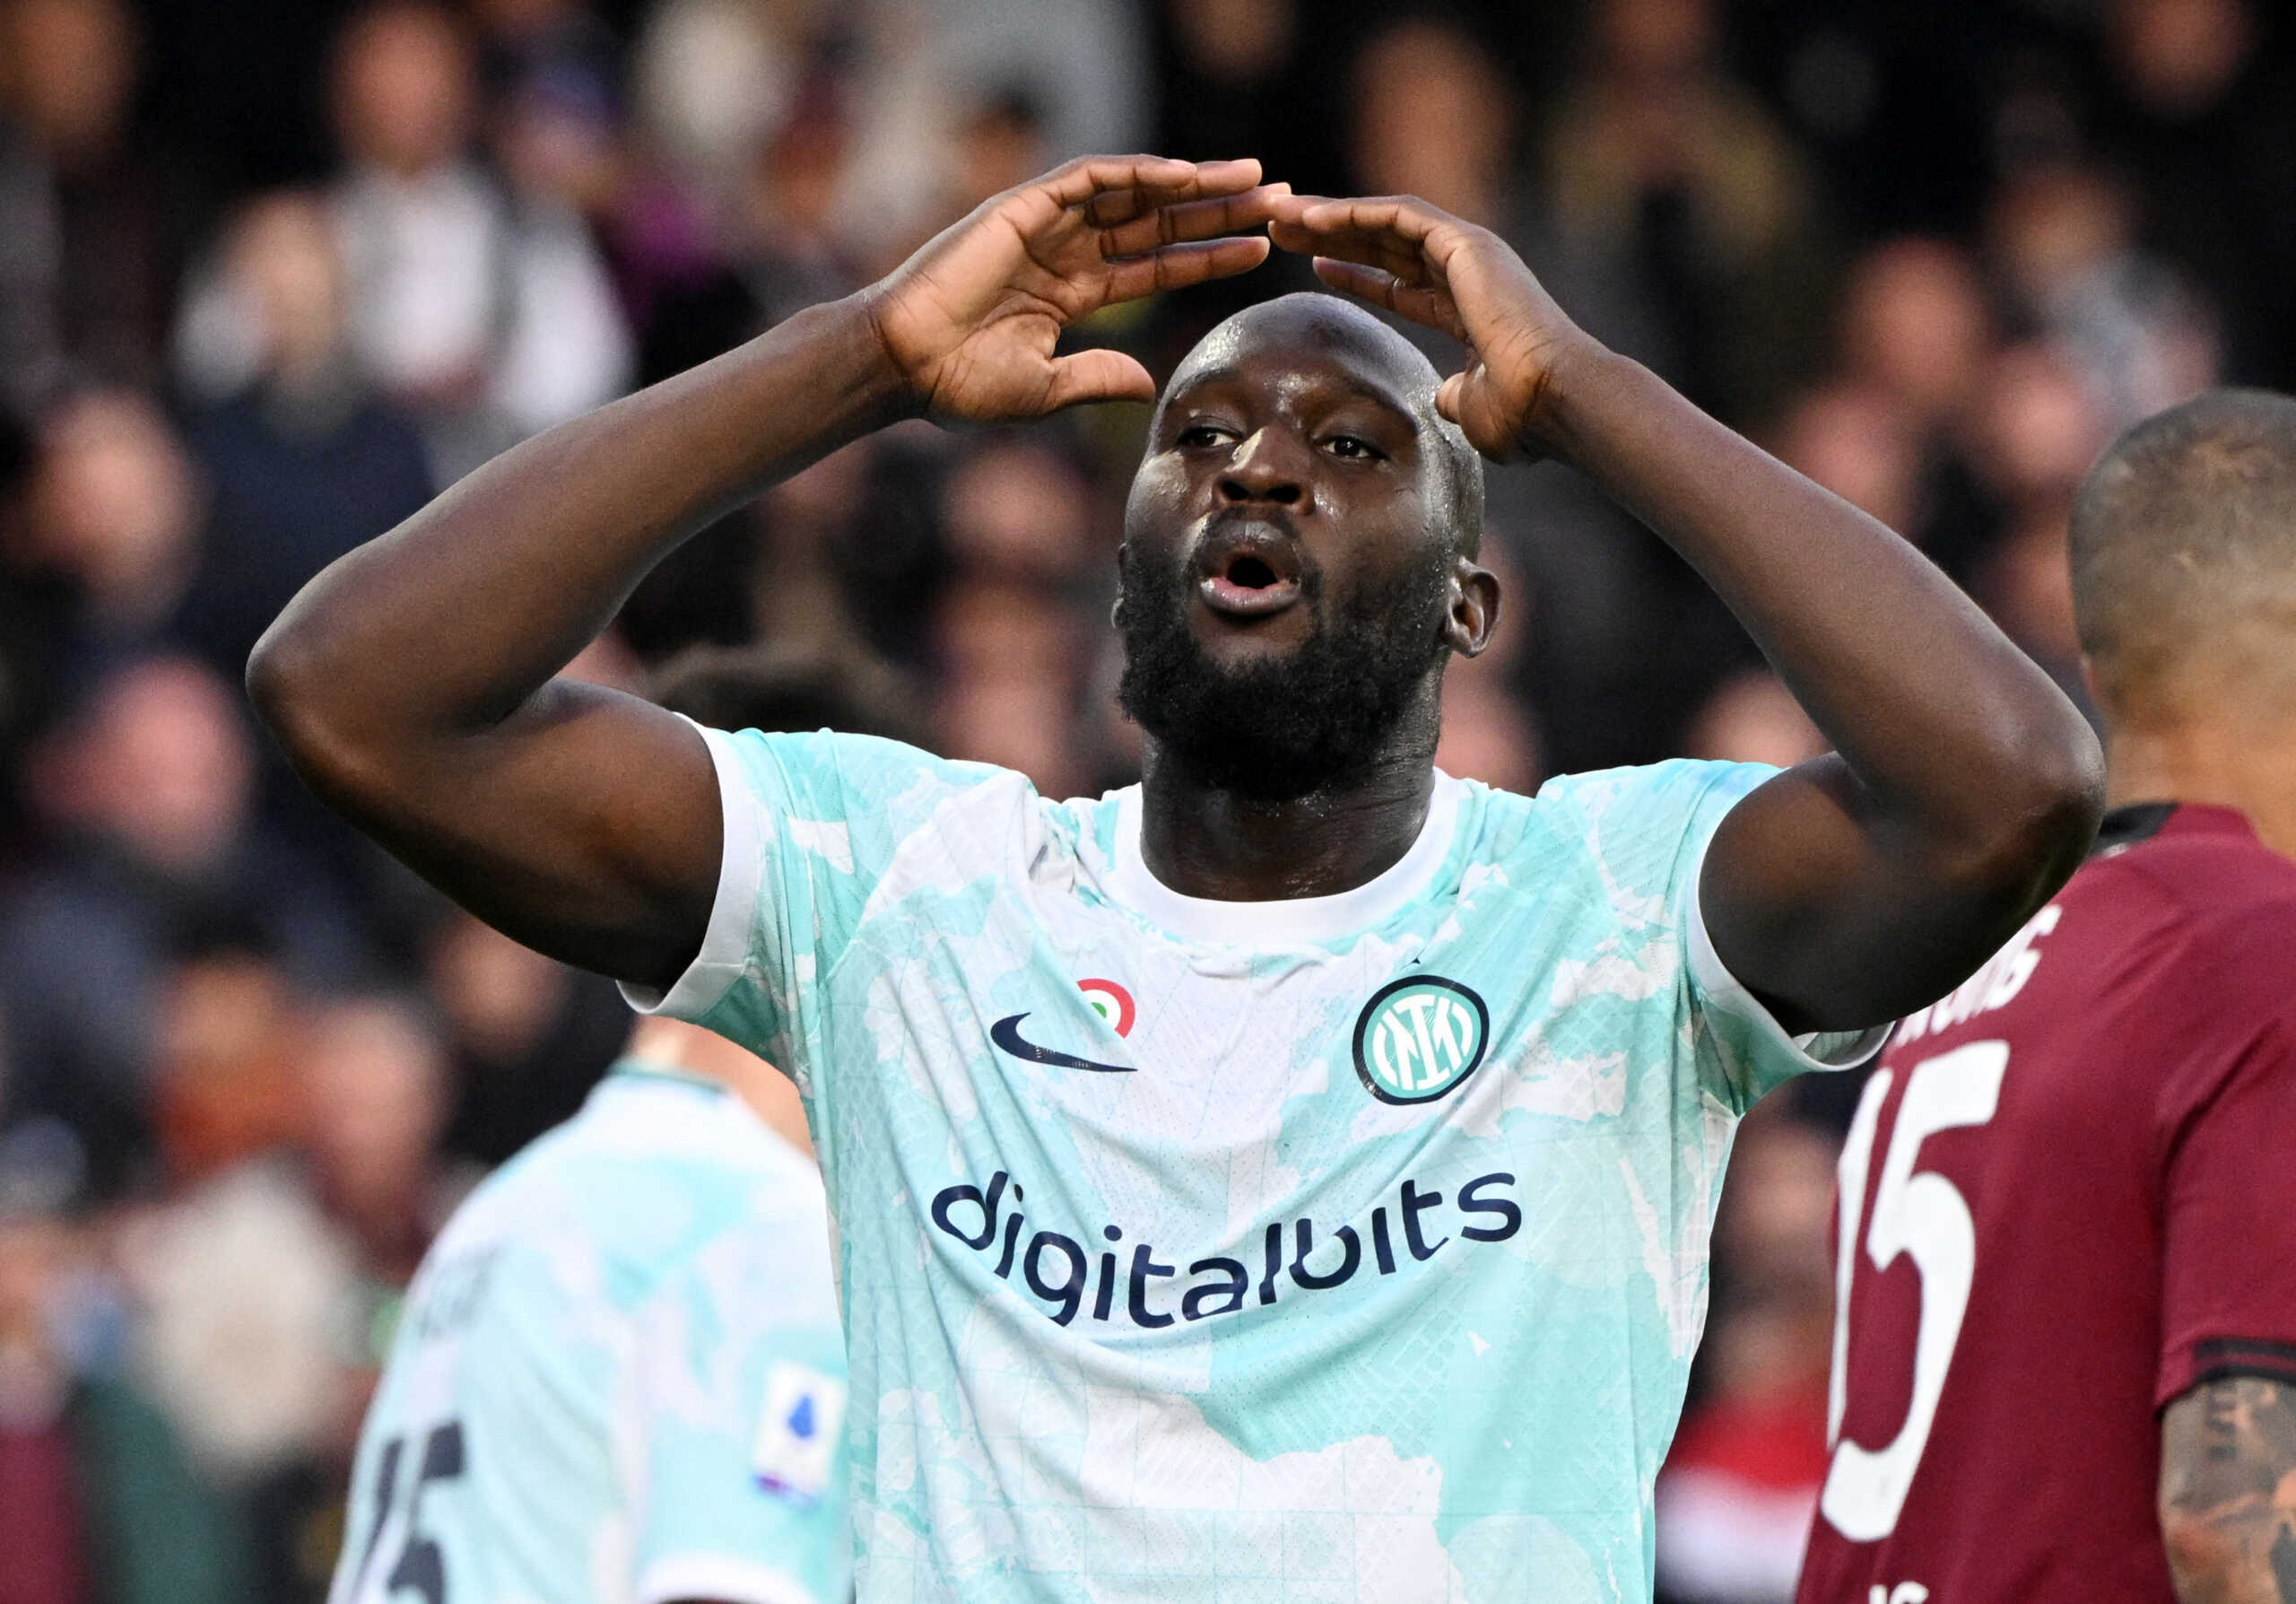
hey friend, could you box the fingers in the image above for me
[1267,202,1432,291]
[1266,191,1478,288]
[1436,370,1533,464]
[1268,192,1415,248]
[1093,183,1290,257]
[1310,258,1468,343]
[1102,235,1271,303]
[1436,372,1465,424]
[1039,154,1262,213]
[1044,348,1157,411]
[1083,170,1269,228]
[1309,257,1404,305]
[1274,222,1433,288]
[1276,193,1464,241]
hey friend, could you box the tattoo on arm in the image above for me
[2161,1373,2296,1604]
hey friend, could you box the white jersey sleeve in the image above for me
[622,728,1005,1079]
[1535,759,1886,1110]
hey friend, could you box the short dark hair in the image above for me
[2069,388,2296,713]
[644,644,921,741]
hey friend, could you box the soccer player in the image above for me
[1795,389,2296,1604]
[328,654,895,1604]
[252,156,2100,1600]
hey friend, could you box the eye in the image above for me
[1323,433,1384,461]
[1176,423,1235,449]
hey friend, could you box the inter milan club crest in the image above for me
[1352,975,1490,1103]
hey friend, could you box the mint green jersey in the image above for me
[329,1066,849,1604]
[631,732,1879,1603]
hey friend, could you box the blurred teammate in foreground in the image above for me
[1797,390,2296,1604]
[254,155,2100,1600]
[329,653,902,1604]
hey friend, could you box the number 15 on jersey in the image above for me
[1821,1041,2011,1543]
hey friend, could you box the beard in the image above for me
[1115,537,1450,800]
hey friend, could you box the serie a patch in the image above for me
[752,1363,846,1506]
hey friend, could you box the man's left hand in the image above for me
[1267,193,1598,464]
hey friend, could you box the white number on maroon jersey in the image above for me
[1820,1040,2010,1542]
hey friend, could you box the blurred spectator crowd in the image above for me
[0,0,2289,1600]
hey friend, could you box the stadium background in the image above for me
[0,0,2287,1598]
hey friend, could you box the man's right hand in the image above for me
[249,154,1286,998]
[865,155,1285,423]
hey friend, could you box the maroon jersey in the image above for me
[1796,804,2296,1604]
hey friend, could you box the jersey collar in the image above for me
[2092,800,2258,859]
[1104,772,1463,946]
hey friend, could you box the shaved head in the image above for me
[1161,292,1486,553]
[2071,388,2296,721]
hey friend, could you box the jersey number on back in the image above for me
[343,1419,465,1604]
[1820,1041,2009,1542]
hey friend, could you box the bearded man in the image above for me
[252,157,2100,1603]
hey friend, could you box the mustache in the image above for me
[1122,521,1324,612]
[1202,503,1301,540]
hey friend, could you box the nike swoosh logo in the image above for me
[990,1014,1135,1074]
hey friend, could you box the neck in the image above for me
[2106,717,2296,861]
[1137,741,1437,902]
[622,1016,813,1159]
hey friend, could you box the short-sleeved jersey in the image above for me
[329,1065,850,1604]
[1796,803,2296,1604]
[631,730,1878,1604]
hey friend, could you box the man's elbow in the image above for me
[245,611,392,809]
[247,609,322,748]
[1962,709,2106,903]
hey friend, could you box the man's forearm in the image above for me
[250,295,908,745]
[1543,347,2097,862]
[2161,1376,2296,1604]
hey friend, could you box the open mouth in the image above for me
[1195,521,1306,618]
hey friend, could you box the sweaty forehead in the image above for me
[1161,293,1443,421]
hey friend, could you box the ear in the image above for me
[1442,556,1500,658]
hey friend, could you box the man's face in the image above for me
[1116,301,1485,798]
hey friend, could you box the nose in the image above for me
[1216,428,1307,509]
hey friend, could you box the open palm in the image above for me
[866,155,1285,424]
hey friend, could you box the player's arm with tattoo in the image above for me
[2161,1374,2296,1603]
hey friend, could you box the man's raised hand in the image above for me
[1266,194,1595,463]
[865,155,1285,423]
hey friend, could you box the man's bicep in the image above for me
[2158,1375,2296,1602]
[342,679,723,993]
[2158,1011,2296,1407]
[1700,754,2049,1033]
